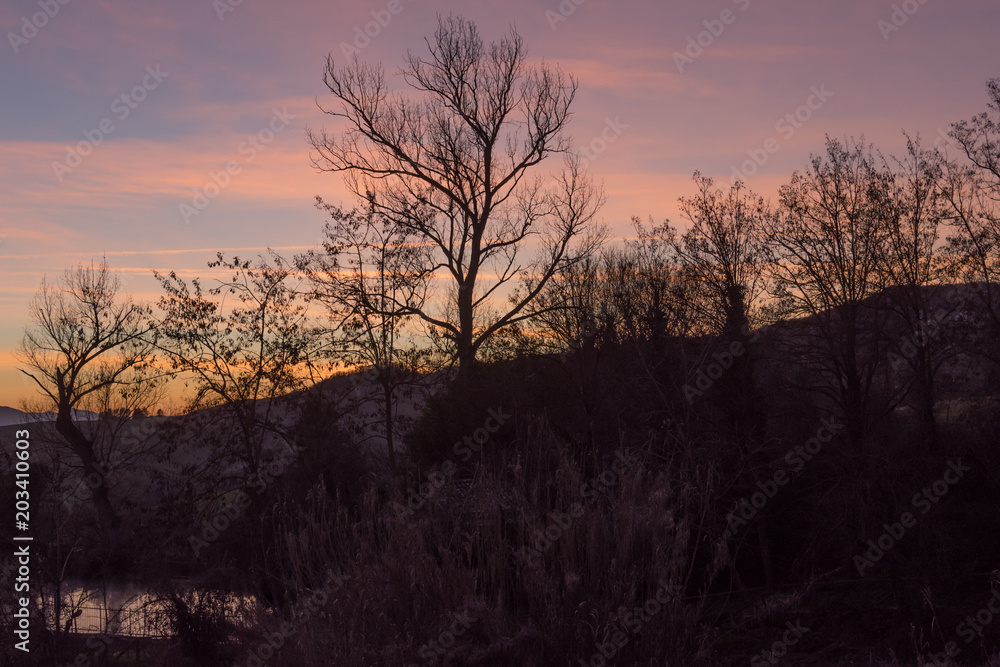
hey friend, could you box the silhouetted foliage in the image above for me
[308,14,606,377]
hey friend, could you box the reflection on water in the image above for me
[40,582,256,637]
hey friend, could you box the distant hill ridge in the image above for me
[0,406,100,427]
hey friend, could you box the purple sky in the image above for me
[1,0,998,406]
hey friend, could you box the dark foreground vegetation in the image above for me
[3,302,1000,666]
[3,14,1000,667]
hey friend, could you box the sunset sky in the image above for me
[1,0,998,407]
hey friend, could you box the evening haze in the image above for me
[1,0,997,406]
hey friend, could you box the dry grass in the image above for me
[242,421,731,666]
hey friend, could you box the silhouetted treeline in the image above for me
[4,15,1000,666]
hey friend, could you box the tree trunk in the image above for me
[844,385,866,454]
[54,409,122,535]
[842,335,867,454]
[723,294,766,449]
[382,373,396,471]
[914,345,938,452]
[236,402,260,478]
[457,282,476,379]
[757,511,775,588]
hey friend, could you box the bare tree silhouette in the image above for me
[943,78,1000,345]
[763,137,894,451]
[298,198,436,471]
[153,252,323,483]
[307,14,605,378]
[17,259,158,534]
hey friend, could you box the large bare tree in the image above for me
[307,14,605,377]
[943,78,1000,340]
[763,137,895,451]
[16,259,158,533]
[672,173,774,336]
[876,137,955,451]
[667,174,775,455]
